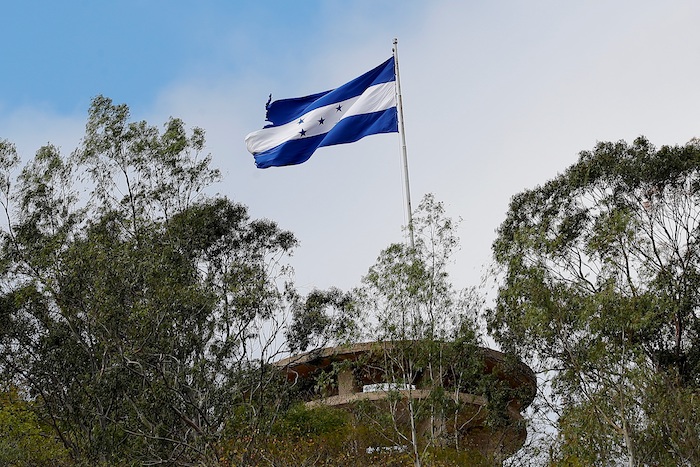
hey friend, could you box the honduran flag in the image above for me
[245,58,398,168]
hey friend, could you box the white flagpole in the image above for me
[393,38,415,249]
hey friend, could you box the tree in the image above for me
[361,194,464,344]
[357,194,524,466]
[488,137,700,466]
[285,287,360,354]
[0,385,70,466]
[286,194,519,466]
[0,97,298,465]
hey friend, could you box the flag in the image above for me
[245,57,398,169]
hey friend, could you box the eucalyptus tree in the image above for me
[489,137,700,466]
[355,194,497,466]
[0,97,297,465]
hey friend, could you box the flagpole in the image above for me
[393,38,415,249]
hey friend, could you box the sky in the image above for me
[3,1,700,301]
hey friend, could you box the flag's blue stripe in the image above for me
[254,134,325,168]
[319,107,397,147]
[254,107,397,168]
[265,58,395,127]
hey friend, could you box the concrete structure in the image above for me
[275,341,536,460]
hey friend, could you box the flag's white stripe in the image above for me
[245,81,395,155]
[343,80,395,118]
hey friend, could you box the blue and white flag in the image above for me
[245,58,398,168]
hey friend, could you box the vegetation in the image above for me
[287,194,524,466]
[0,386,70,466]
[10,96,695,466]
[0,97,297,465]
[356,194,494,466]
[489,137,700,466]
[1,97,507,466]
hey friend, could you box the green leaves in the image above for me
[0,387,70,466]
[0,97,298,465]
[286,287,358,353]
[490,136,700,464]
[76,95,221,228]
[360,194,465,342]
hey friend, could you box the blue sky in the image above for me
[3,1,700,298]
[3,2,328,113]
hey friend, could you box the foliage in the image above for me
[0,97,297,465]
[286,287,360,353]
[489,137,700,466]
[0,95,540,465]
[222,403,352,466]
[353,194,517,466]
[0,386,70,466]
[361,193,464,342]
[220,402,492,467]
[271,402,350,439]
[283,194,524,466]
